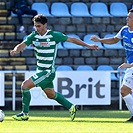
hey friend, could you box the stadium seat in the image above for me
[5,32,15,40]
[15,65,27,70]
[70,2,91,17]
[83,34,104,49]
[56,65,73,71]
[103,34,124,49]
[63,34,84,49]
[97,65,118,80]
[32,3,52,16]
[110,2,128,17]
[0,33,4,40]
[90,2,111,17]
[51,2,71,16]
[77,65,93,71]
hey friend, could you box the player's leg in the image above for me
[53,91,79,121]
[121,68,133,122]
[121,86,133,122]
[16,9,25,32]
[44,88,72,109]
[22,7,37,17]
[17,9,23,25]
[33,71,74,110]
[12,78,34,121]
[21,78,35,113]
[44,88,78,121]
[35,71,78,121]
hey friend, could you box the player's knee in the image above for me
[121,88,126,97]
[47,93,55,99]
[21,78,34,90]
[21,82,26,89]
[121,86,131,97]
[21,81,29,89]
[46,91,55,99]
[44,89,55,99]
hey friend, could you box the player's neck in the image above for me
[129,27,133,31]
[39,29,47,36]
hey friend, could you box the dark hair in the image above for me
[32,14,47,25]
[129,9,133,13]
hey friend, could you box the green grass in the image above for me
[0,110,132,133]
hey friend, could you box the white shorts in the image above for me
[122,67,133,90]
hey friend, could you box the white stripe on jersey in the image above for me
[36,56,53,61]
[35,34,53,39]
[34,47,54,53]
[36,69,50,73]
[49,41,56,45]
[37,62,51,68]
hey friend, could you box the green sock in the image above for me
[54,92,72,110]
[22,89,31,114]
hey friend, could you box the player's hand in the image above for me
[90,36,100,42]
[88,44,100,50]
[10,50,17,56]
[118,63,131,69]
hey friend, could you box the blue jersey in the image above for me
[115,26,133,64]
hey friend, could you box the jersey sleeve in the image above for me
[23,32,35,46]
[51,31,68,43]
[114,26,127,39]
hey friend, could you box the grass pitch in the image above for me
[0,110,132,133]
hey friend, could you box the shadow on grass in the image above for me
[4,110,131,119]
[75,120,127,123]
[29,110,130,118]
[4,119,127,124]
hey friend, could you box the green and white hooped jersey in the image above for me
[24,30,68,73]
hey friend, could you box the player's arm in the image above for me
[66,37,99,50]
[10,42,26,56]
[90,35,120,45]
[119,63,133,69]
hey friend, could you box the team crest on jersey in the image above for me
[47,38,50,42]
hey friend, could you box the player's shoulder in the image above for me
[48,30,61,35]
[121,25,128,30]
[31,31,38,35]
[121,25,133,34]
[48,30,66,38]
[27,31,38,37]
[27,31,39,39]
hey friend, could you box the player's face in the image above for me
[34,22,47,35]
[126,12,133,27]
